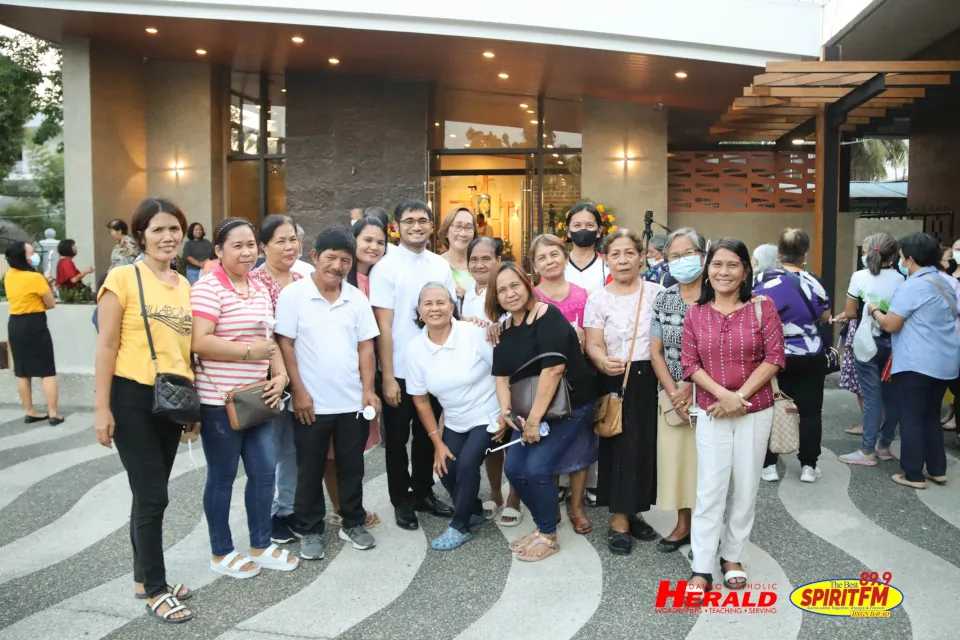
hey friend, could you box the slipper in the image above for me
[210,550,261,579]
[923,470,947,485]
[498,507,523,527]
[23,415,48,424]
[509,530,539,553]
[135,583,192,600]
[48,416,66,426]
[482,500,502,518]
[720,557,747,590]
[517,533,559,562]
[570,513,592,535]
[145,592,193,624]
[892,473,926,489]
[844,426,864,436]
[431,526,474,550]
[251,543,299,571]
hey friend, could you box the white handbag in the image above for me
[753,297,800,454]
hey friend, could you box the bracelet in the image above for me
[243,345,251,361]
[427,429,440,437]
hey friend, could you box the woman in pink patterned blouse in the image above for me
[680,237,785,594]
[530,234,596,534]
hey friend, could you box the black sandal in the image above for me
[608,530,632,555]
[720,557,747,590]
[24,415,48,424]
[146,592,193,624]
[687,572,714,597]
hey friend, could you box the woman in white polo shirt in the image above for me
[564,202,609,294]
[406,283,500,550]
[191,218,298,578]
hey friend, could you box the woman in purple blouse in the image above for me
[753,229,832,485]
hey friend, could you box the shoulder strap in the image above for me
[133,264,159,367]
[781,270,820,324]
[510,351,568,377]
[618,279,645,394]
[922,274,959,316]
[752,296,782,395]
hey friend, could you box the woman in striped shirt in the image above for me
[191,218,298,578]
[680,237,785,594]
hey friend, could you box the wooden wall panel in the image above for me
[667,151,816,213]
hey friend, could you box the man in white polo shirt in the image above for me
[370,199,457,530]
[276,226,381,560]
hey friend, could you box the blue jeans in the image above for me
[200,406,277,556]
[439,425,495,533]
[854,344,898,453]
[504,404,593,534]
[186,266,201,285]
[272,411,297,518]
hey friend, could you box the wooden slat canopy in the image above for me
[708,61,958,143]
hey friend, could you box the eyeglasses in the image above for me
[400,218,432,228]
[667,249,701,261]
[450,224,474,233]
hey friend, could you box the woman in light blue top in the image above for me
[870,233,960,489]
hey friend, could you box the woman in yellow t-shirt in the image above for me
[4,241,61,424]
[94,197,196,624]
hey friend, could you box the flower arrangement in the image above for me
[556,201,617,238]
[386,217,401,245]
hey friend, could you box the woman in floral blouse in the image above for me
[680,237,784,594]
[107,219,141,269]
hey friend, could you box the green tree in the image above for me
[0,55,39,183]
[850,139,908,182]
[28,142,64,209]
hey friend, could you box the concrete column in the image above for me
[581,97,668,235]
[63,38,148,280]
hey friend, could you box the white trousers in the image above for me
[690,407,773,575]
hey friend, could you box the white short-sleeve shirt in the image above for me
[274,278,380,415]
[565,254,608,294]
[405,321,500,432]
[461,286,488,321]
[369,244,457,379]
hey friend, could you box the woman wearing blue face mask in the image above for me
[3,241,63,424]
[650,228,705,553]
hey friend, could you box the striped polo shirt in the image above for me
[191,263,273,406]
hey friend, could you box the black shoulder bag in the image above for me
[134,264,202,425]
[782,270,840,374]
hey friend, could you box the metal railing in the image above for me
[858,208,954,245]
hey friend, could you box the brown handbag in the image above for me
[593,280,645,437]
[197,360,281,431]
[510,352,573,421]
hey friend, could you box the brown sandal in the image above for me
[570,513,592,535]
[517,533,559,562]
[365,511,381,528]
[509,531,539,553]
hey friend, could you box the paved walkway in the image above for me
[0,390,957,639]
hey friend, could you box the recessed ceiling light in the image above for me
[557,160,564,165]
[552,153,559,157]
[196,48,207,55]
[526,109,535,114]
[328,57,340,65]
[519,103,528,109]
[145,27,158,34]
[792,139,805,145]
[449,133,456,138]
[675,71,688,79]
[483,51,495,58]
[281,88,287,93]
[546,144,554,148]
[498,72,509,79]
[435,122,440,127]
[530,119,537,124]
[292,36,305,44]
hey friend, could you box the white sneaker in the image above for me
[838,450,878,466]
[800,465,822,483]
[760,464,779,482]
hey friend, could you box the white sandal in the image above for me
[252,543,299,571]
[146,592,193,624]
[210,550,261,579]
[498,507,523,527]
[482,500,502,519]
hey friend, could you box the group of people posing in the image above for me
[49,193,955,624]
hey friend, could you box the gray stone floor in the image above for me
[0,389,957,639]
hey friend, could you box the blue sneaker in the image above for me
[431,527,473,550]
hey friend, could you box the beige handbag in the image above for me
[593,280,644,437]
[658,386,693,427]
[753,297,800,453]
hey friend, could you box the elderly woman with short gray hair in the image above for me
[406,282,499,551]
[751,244,778,283]
[650,227,705,553]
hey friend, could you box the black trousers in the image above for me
[293,411,367,534]
[765,354,826,469]
[894,371,948,483]
[380,378,441,507]
[440,425,494,533]
[110,376,181,598]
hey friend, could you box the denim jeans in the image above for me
[893,371,949,483]
[272,411,297,518]
[185,266,201,285]
[439,425,495,533]
[200,406,277,556]
[854,343,898,453]
[504,403,593,535]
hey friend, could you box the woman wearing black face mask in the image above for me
[564,202,609,295]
